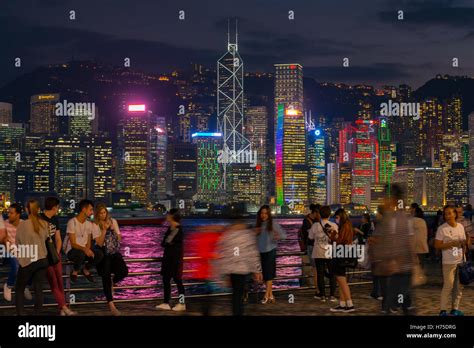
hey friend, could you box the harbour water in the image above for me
[97,218,304,301]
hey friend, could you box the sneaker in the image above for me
[313,293,323,300]
[377,296,383,301]
[330,305,346,312]
[155,303,172,310]
[3,284,12,302]
[24,288,33,301]
[439,310,449,316]
[329,296,338,302]
[60,307,77,316]
[320,296,327,302]
[389,307,398,314]
[344,306,355,313]
[172,303,186,312]
[450,309,464,316]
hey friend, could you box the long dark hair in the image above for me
[334,208,352,229]
[256,205,272,231]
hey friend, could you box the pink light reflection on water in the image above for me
[100,219,303,301]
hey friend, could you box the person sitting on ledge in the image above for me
[65,199,104,283]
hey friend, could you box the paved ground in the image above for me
[1,260,473,316]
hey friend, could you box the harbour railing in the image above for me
[0,251,371,309]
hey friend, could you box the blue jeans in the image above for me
[3,254,19,287]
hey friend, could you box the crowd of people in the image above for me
[0,198,128,316]
[0,183,473,316]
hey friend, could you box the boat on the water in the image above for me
[109,209,166,226]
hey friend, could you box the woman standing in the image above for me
[93,203,129,316]
[255,205,286,304]
[412,207,429,268]
[434,205,466,316]
[329,208,355,313]
[15,199,49,315]
[156,208,186,311]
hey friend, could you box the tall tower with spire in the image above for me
[217,19,251,196]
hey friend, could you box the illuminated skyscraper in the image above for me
[369,183,386,213]
[149,116,168,202]
[217,21,250,194]
[117,104,151,204]
[69,105,99,136]
[245,106,268,204]
[44,136,87,208]
[30,94,60,134]
[446,162,468,205]
[308,128,326,204]
[378,118,394,185]
[326,162,339,205]
[392,166,416,207]
[0,102,12,123]
[192,132,223,204]
[89,135,113,201]
[352,119,376,205]
[339,164,352,205]
[275,105,308,211]
[19,136,54,195]
[421,98,443,163]
[414,167,444,210]
[170,142,197,210]
[444,96,462,135]
[274,64,304,121]
[274,63,304,208]
[0,123,25,203]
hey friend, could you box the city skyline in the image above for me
[1,1,473,215]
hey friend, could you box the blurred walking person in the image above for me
[412,207,429,269]
[435,205,467,316]
[371,184,417,315]
[255,205,286,304]
[216,221,263,316]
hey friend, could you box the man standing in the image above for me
[65,199,104,282]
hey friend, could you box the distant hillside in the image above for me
[415,75,474,129]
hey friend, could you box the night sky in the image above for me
[1,0,474,88]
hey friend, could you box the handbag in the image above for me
[104,228,121,255]
[459,251,474,285]
[337,257,358,268]
[45,234,60,266]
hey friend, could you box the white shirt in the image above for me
[435,222,466,265]
[65,217,100,253]
[308,219,339,259]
